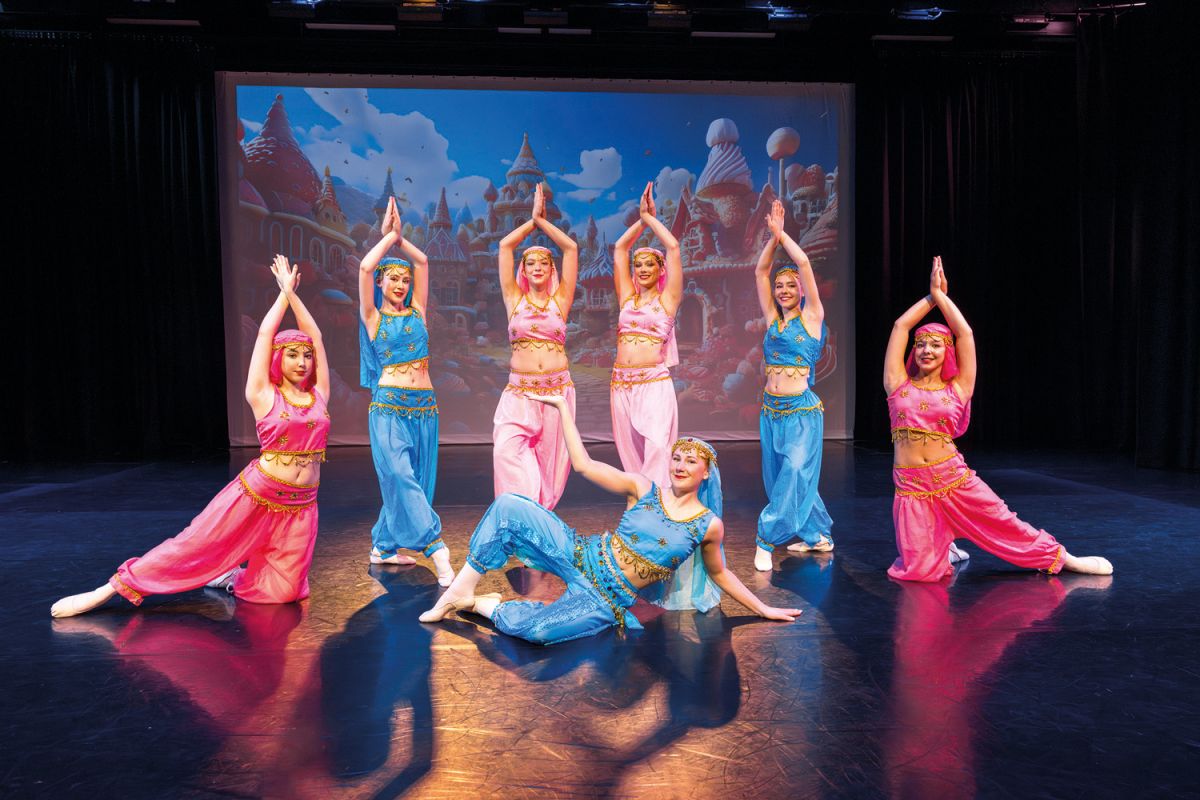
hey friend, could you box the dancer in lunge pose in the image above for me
[753,200,834,572]
[492,182,579,509]
[51,255,331,617]
[359,196,453,586]
[609,181,683,484]
[885,256,1112,581]
[418,397,802,644]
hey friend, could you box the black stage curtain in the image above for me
[0,32,227,460]
[854,51,1084,450]
[1076,3,1200,470]
[856,0,1200,469]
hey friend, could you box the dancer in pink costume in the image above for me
[492,182,579,509]
[610,182,683,487]
[884,256,1112,581]
[51,255,331,617]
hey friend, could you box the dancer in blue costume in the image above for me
[752,200,835,572]
[418,395,802,644]
[359,197,454,586]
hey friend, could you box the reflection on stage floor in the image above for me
[4,443,1198,798]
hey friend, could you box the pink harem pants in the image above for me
[110,460,319,605]
[493,368,576,510]
[888,452,1064,582]
[610,363,678,485]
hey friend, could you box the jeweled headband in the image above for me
[672,437,718,467]
[914,331,954,347]
[271,341,314,352]
[376,257,413,275]
[632,246,665,265]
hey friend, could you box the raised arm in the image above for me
[245,260,293,416]
[498,217,536,312]
[613,213,644,302]
[930,256,976,399]
[274,255,330,401]
[359,197,402,331]
[392,217,431,314]
[774,206,824,332]
[531,183,579,313]
[699,519,802,621]
[754,204,782,324]
[526,394,646,501]
[639,181,684,313]
[883,260,940,394]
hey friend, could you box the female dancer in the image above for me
[359,196,453,586]
[885,256,1113,581]
[418,396,803,644]
[753,200,834,572]
[610,182,683,484]
[492,182,579,509]
[51,256,331,617]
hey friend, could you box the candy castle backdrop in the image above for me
[218,77,854,445]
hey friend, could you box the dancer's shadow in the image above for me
[317,565,439,800]
[441,565,758,798]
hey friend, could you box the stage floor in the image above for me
[3,442,1198,799]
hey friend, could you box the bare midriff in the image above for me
[378,358,434,391]
[509,346,568,375]
[892,435,958,468]
[615,337,664,369]
[764,369,810,397]
[257,455,322,488]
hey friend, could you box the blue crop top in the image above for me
[609,483,714,582]
[763,314,826,381]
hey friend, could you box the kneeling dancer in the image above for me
[419,398,802,644]
[51,256,330,617]
[885,257,1112,581]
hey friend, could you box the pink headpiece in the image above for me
[269,329,316,391]
[630,246,677,367]
[516,246,560,295]
[905,323,958,381]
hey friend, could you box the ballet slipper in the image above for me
[50,585,117,618]
[370,548,416,566]
[948,542,970,564]
[430,548,456,587]
[787,534,835,554]
[206,567,243,592]
[1061,554,1113,576]
[468,592,503,619]
[754,547,774,572]
[418,593,477,623]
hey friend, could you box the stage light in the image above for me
[894,5,945,22]
[691,30,776,40]
[305,21,396,31]
[106,16,201,27]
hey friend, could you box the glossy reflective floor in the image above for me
[5,443,1199,799]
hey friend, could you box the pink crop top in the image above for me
[509,294,567,352]
[255,386,331,467]
[618,294,675,348]
[887,379,968,444]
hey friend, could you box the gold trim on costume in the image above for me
[369,402,439,417]
[611,532,673,582]
[277,386,315,409]
[505,379,575,395]
[254,460,319,488]
[894,469,972,499]
[110,573,143,603]
[655,485,710,523]
[259,449,327,467]
[510,338,566,352]
[381,357,429,376]
[761,399,824,419]
[617,332,665,346]
[1043,545,1064,575]
[610,370,672,390]
[238,473,315,513]
[765,364,812,378]
[271,342,314,352]
[893,450,959,469]
[891,427,954,444]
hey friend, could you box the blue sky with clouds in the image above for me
[237,82,847,242]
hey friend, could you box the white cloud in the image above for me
[501,158,513,166]
[565,188,604,203]
[653,166,695,203]
[560,147,622,190]
[240,118,262,136]
[606,191,616,201]
[593,199,639,243]
[296,88,463,212]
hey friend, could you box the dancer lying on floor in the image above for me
[418,396,802,644]
[51,255,330,617]
[884,256,1112,581]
